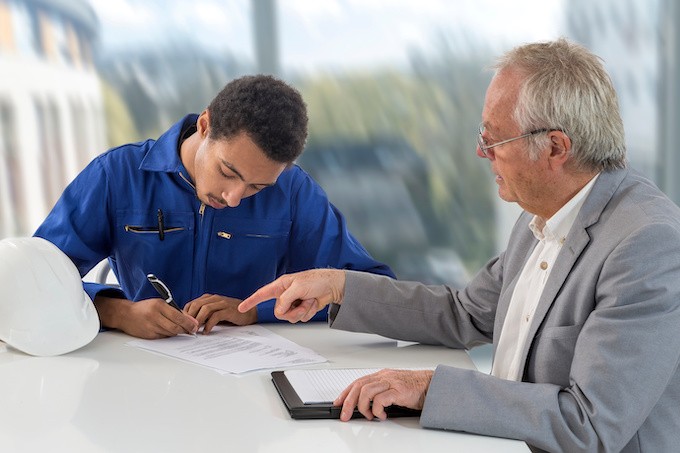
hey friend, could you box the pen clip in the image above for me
[157,208,165,241]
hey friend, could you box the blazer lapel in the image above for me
[516,168,629,376]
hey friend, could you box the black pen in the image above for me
[146,273,181,311]
[146,274,196,336]
[157,209,165,241]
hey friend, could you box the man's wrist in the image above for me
[332,269,346,304]
[93,295,130,330]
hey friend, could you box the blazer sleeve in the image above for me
[331,262,501,348]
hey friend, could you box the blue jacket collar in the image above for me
[139,114,198,173]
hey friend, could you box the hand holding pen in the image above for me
[147,274,197,336]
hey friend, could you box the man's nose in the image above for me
[223,184,247,208]
[476,144,493,160]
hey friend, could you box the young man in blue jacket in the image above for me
[35,75,394,339]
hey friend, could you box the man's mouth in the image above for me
[207,195,227,209]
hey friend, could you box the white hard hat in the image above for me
[0,237,99,356]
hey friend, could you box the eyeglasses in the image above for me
[477,123,554,158]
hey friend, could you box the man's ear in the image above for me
[197,110,210,138]
[548,130,571,167]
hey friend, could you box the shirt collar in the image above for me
[139,114,198,173]
[529,173,600,242]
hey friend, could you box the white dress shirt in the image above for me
[491,174,599,380]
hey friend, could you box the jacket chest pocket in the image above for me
[124,225,185,234]
[115,210,194,265]
[121,210,192,237]
[215,230,287,240]
[208,217,291,291]
[213,218,290,250]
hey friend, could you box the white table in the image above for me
[0,324,528,452]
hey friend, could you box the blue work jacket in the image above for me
[35,115,394,322]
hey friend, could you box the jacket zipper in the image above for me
[179,170,208,297]
[179,171,206,225]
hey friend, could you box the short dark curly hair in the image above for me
[207,75,308,163]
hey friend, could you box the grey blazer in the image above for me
[331,167,680,453]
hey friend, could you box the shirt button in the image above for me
[540,261,548,270]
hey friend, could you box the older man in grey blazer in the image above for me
[240,39,680,452]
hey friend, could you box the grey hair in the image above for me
[492,38,626,172]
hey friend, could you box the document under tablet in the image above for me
[271,369,425,420]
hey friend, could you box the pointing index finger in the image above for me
[238,276,290,313]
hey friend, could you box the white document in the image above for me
[285,368,383,403]
[285,367,437,403]
[127,325,327,374]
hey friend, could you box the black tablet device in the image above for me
[271,370,422,420]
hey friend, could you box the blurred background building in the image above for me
[1,0,678,293]
[0,0,105,237]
